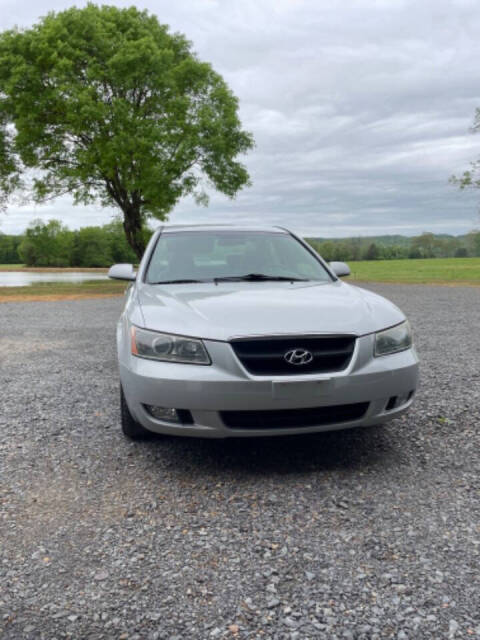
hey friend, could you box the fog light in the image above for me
[385,396,397,411]
[396,392,411,407]
[145,405,180,423]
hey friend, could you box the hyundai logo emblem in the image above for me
[284,348,313,365]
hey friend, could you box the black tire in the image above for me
[120,386,151,440]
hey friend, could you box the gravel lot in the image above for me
[1,284,479,640]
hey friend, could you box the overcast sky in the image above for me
[1,0,480,237]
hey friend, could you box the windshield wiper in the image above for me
[150,274,310,285]
[149,278,209,285]
[214,273,309,283]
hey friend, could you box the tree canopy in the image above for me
[0,5,254,257]
[15,218,140,267]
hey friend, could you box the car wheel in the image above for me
[120,385,151,440]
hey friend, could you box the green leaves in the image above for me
[0,5,254,257]
[451,107,480,191]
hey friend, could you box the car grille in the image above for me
[230,335,356,376]
[220,402,369,430]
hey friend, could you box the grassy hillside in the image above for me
[348,257,480,285]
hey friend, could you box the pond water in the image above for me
[0,272,108,287]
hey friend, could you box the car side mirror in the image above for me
[108,263,136,281]
[329,261,351,277]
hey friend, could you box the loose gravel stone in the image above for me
[0,284,479,639]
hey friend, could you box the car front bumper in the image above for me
[119,332,419,438]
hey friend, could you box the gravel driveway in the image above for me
[1,284,479,640]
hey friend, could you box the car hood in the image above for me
[134,280,405,341]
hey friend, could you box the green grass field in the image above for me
[348,257,480,285]
[0,279,127,301]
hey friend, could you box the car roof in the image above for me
[159,224,290,234]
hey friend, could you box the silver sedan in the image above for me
[109,225,419,439]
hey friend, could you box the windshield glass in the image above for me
[145,230,333,284]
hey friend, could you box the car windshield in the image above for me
[145,230,333,284]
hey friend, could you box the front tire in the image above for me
[120,386,151,440]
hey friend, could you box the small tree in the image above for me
[0,233,21,263]
[73,226,114,267]
[466,230,480,257]
[18,219,74,266]
[0,5,254,258]
[364,242,379,261]
[411,232,436,258]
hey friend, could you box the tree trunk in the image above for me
[122,206,146,260]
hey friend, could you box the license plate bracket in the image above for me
[272,379,332,399]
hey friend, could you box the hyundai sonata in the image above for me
[109,225,419,439]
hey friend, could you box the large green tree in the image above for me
[0,5,254,258]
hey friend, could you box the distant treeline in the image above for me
[308,231,480,261]
[0,219,147,267]
[1,220,480,266]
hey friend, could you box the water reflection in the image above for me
[0,272,108,287]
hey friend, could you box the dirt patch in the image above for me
[1,466,131,551]
[0,337,67,357]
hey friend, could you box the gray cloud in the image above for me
[1,0,480,236]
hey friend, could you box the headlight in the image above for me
[374,321,412,357]
[131,326,211,365]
